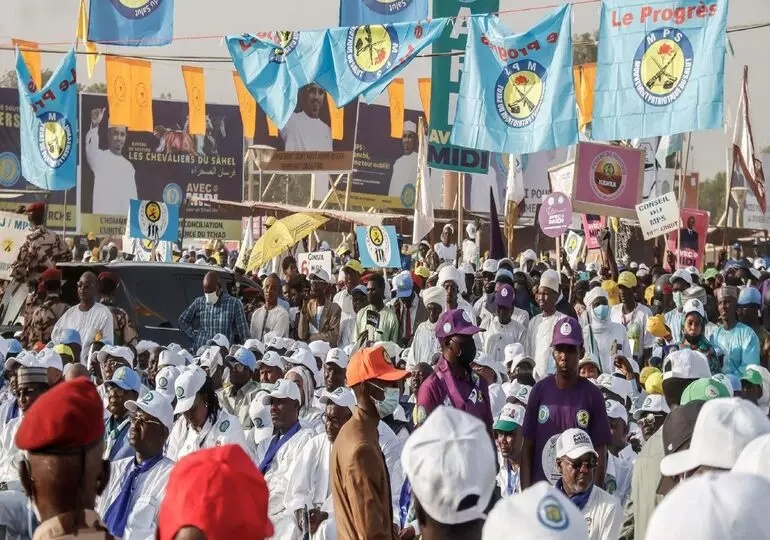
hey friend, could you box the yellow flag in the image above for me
[266,114,278,137]
[327,94,344,141]
[388,78,405,139]
[418,78,431,124]
[76,0,100,79]
[232,72,256,138]
[12,40,41,92]
[106,56,132,128]
[574,63,596,132]
[182,66,206,136]
[129,59,153,133]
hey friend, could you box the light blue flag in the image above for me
[227,31,328,127]
[319,19,448,106]
[88,0,173,46]
[340,0,429,28]
[16,48,78,192]
[128,199,179,242]
[449,7,578,155]
[592,0,728,141]
[356,225,401,268]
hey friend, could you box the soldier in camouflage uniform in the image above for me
[97,272,139,348]
[9,202,72,287]
[22,268,70,348]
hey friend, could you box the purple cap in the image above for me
[551,316,583,347]
[495,284,514,309]
[435,309,484,339]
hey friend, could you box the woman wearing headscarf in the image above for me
[583,286,631,374]
[284,366,323,434]
[679,298,720,374]
[406,286,444,369]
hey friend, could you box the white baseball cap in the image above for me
[645,472,770,540]
[166,343,183,354]
[682,298,706,319]
[199,346,223,369]
[206,333,230,349]
[663,349,711,380]
[605,399,628,424]
[539,270,560,293]
[325,348,349,369]
[285,349,319,376]
[556,428,598,460]
[472,353,506,384]
[504,343,534,370]
[257,351,284,370]
[660,397,770,477]
[136,340,159,355]
[513,384,532,405]
[126,390,174,430]
[4,351,36,371]
[309,269,331,284]
[319,386,357,410]
[401,406,496,525]
[632,394,670,420]
[36,348,63,372]
[732,433,770,481]
[260,378,301,405]
[154,366,181,404]
[482,481,588,540]
[578,356,601,373]
[97,345,135,368]
[521,249,537,263]
[493,403,525,431]
[158,349,184,368]
[243,339,265,356]
[248,395,273,445]
[482,259,499,274]
[669,269,693,285]
[466,222,477,239]
[309,340,331,360]
[173,366,207,415]
[597,374,630,403]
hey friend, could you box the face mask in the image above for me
[673,291,683,309]
[204,291,219,305]
[372,386,400,418]
[458,340,477,368]
[593,304,610,322]
[684,333,700,345]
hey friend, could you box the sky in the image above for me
[1,0,769,182]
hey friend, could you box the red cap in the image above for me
[410,271,424,290]
[97,271,119,284]
[40,268,62,283]
[16,378,104,452]
[157,445,273,540]
[25,202,45,213]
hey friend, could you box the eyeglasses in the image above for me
[104,359,128,370]
[130,413,163,429]
[564,456,597,471]
[227,360,247,373]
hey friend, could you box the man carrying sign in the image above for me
[298,270,341,345]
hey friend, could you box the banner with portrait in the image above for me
[667,207,709,270]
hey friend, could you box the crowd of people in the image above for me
[1,202,770,539]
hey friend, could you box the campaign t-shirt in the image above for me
[522,375,611,485]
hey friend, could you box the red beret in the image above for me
[40,268,62,283]
[410,271,424,289]
[97,271,119,284]
[157,445,273,540]
[16,378,104,452]
[25,202,45,213]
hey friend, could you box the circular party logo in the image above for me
[590,151,627,202]
[495,61,547,128]
[269,31,300,64]
[346,25,399,82]
[37,112,73,169]
[632,28,693,107]
[109,0,165,19]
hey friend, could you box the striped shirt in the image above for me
[179,293,249,351]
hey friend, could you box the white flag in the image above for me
[732,65,766,213]
[412,120,434,245]
[237,216,254,270]
[506,154,525,213]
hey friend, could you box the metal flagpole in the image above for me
[676,133,693,270]
[344,98,362,212]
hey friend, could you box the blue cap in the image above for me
[495,269,514,283]
[393,271,413,298]
[228,346,257,371]
[5,339,22,355]
[56,329,81,346]
[738,286,762,306]
[352,284,368,295]
[105,366,141,392]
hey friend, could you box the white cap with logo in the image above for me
[605,400,628,424]
[97,345,135,368]
[126,390,174,430]
[319,386,357,410]
[325,348,349,369]
[732,433,770,481]
[260,378,301,405]
[662,349,711,380]
[173,366,207,415]
[154,366,181,404]
[248,393,273,445]
[159,349,185,368]
[401,406,495,525]
[482,481,588,540]
[556,428,598,460]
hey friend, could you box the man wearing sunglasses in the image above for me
[221,346,262,430]
[104,366,142,463]
[98,390,175,539]
[555,428,622,540]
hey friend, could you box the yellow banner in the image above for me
[129,59,153,133]
[574,63,596,132]
[232,72,256,138]
[388,78,405,139]
[418,77,431,124]
[327,94,344,141]
[106,56,132,127]
[12,40,41,92]
[182,66,206,136]
[266,114,278,137]
[76,0,100,78]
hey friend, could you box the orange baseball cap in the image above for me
[347,346,409,387]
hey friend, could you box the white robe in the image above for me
[484,317,528,365]
[526,311,565,380]
[0,416,22,491]
[96,456,174,540]
[166,408,248,462]
[433,243,457,264]
[605,452,633,506]
[53,303,115,363]
[583,320,632,374]
[583,485,623,540]
[610,303,653,358]
[281,112,333,200]
[85,127,137,216]
[388,152,418,204]
[407,320,440,369]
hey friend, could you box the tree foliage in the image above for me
[699,172,727,225]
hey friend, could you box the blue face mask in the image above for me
[593,304,610,322]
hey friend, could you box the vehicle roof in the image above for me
[57,262,260,287]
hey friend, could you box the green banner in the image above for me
[428,0,498,173]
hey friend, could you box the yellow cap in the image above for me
[645,372,664,395]
[86,232,96,241]
[265,216,277,227]
[343,259,364,275]
[415,266,430,279]
[644,284,655,305]
[91,247,100,260]
[618,271,637,289]
[53,344,74,362]
[601,280,620,306]
[337,243,351,256]
[646,314,670,339]
[639,366,661,385]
